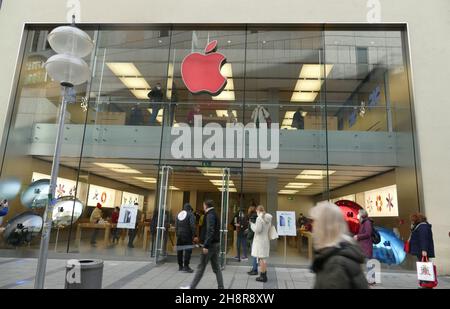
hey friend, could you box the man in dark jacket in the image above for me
[175,203,196,273]
[312,241,369,289]
[233,209,249,261]
[182,199,224,289]
[148,83,164,125]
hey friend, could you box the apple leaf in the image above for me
[205,40,218,54]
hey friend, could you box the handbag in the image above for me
[404,238,410,253]
[269,225,278,240]
[417,257,438,288]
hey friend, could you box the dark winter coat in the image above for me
[175,204,196,244]
[312,241,369,289]
[247,212,258,243]
[200,207,220,249]
[233,211,249,235]
[410,222,435,259]
[356,218,373,258]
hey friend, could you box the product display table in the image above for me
[75,222,112,247]
[143,224,176,252]
[298,229,313,260]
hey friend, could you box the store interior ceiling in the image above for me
[37,156,393,196]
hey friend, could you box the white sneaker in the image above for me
[180,285,191,289]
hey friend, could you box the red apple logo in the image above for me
[181,40,227,96]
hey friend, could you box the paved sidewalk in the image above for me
[0,258,449,289]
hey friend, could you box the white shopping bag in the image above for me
[269,225,279,240]
[416,260,436,282]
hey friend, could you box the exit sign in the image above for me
[201,161,212,167]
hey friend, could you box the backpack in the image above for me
[371,224,381,244]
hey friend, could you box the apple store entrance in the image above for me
[0,24,420,270]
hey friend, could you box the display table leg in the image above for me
[105,227,111,245]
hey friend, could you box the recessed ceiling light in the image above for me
[294,79,323,92]
[296,170,336,179]
[119,77,150,89]
[291,92,318,103]
[300,64,333,79]
[227,40,232,44]
[106,63,141,77]
[285,182,312,189]
[210,179,235,187]
[131,89,150,100]
[219,187,237,192]
[279,190,298,195]
[94,163,128,169]
[216,110,237,118]
[110,168,142,174]
[93,163,142,174]
[158,40,163,44]
[134,177,157,183]
[262,40,267,44]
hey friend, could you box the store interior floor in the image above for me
[1,235,313,267]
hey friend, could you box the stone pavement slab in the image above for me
[1,258,450,289]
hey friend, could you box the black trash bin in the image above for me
[65,259,103,289]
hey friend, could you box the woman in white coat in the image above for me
[250,205,272,282]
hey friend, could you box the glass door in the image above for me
[151,164,242,266]
[153,165,173,263]
[219,168,230,269]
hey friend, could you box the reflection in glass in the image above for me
[3,211,43,246]
[52,196,84,228]
[20,179,50,209]
[0,177,22,200]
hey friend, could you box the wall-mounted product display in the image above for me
[87,184,116,207]
[276,211,297,236]
[31,172,77,198]
[121,191,144,210]
[363,185,398,217]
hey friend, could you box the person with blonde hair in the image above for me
[250,205,272,282]
[310,202,368,289]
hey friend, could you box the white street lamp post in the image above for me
[34,17,93,289]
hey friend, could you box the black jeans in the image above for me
[128,229,136,247]
[177,237,192,268]
[190,242,224,289]
[236,232,247,259]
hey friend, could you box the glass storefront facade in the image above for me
[0,24,420,266]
